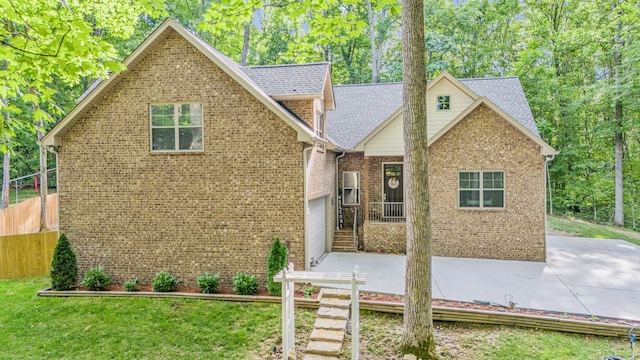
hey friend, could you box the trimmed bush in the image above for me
[81,266,111,291]
[50,233,78,291]
[152,272,178,292]
[266,237,288,296]
[124,278,139,292]
[232,273,258,295]
[197,273,220,294]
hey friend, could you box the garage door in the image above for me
[308,197,327,263]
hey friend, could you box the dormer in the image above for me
[241,63,334,144]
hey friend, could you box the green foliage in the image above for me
[197,273,220,294]
[81,266,111,291]
[266,237,288,296]
[152,272,178,292]
[50,233,78,291]
[232,273,258,296]
[123,278,139,292]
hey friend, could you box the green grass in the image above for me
[0,277,631,359]
[548,215,640,246]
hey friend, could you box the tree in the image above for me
[50,233,78,291]
[399,0,437,358]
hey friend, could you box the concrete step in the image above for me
[306,340,343,357]
[303,355,342,360]
[319,296,351,309]
[320,288,351,300]
[331,247,358,253]
[314,317,348,330]
[317,306,349,320]
[310,328,345,342]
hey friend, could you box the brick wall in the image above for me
[282,100,314,129]
[363,222,406,253]
[428,103,546,261]
[58,29,308,287]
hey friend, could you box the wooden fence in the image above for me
[0,193,58,236]
[0,231,59,279]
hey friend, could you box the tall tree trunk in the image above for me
[400,0,437,358]
[1,110,10,210]
[240,22,251,66]
[367,0,380,83]
[1,148,9,210]
[38,129,48,231]
[613,8,624,226]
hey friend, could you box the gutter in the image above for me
[335,152,346,230]
[47,145,60,236]
[302,145,314,271]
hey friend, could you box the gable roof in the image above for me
[326,72,549,151]
[42,18,320,147]
[325,83,403,149]
[241,63,335,109]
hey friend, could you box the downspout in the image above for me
[47,145,60,236]
[544,154,555,261]
[303,145,314,271]
[335,152,345,230]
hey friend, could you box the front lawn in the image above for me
[0,277,632,359]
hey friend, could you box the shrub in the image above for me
[266,237,288,296]
[232,273,258,295]
[197,273,220,294]
[50,233,78,291]
[81,266,111,291]
[124,278,139,292]
[152,272,178,292]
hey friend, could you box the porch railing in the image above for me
[367,202,405,223]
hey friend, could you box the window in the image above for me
[459,171,504,208]
[150,104,203,152]
[314,112,324,139]
[437,95,451,110]
[342,171,360,205]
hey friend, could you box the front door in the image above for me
[383,163,404,218]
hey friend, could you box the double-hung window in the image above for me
[151,103,203,152]
[342,171,360,205]
[459,171,504,208]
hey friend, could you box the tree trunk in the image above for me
[38,134,48,231]
[613,8,624,227]
[240,22,251,66]
[367,0,380,83]
[1,147,9,210]
[400,0,437,358]
[614,129,624,226]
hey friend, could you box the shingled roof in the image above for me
[326,76,541,149]
[241,63,329,97]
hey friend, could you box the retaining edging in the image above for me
[37,289,632,338]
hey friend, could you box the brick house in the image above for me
[42,19,556,287]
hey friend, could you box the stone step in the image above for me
[320,288,351,300]
[314,317,348,330]
[306,340,343,357]
[310,328,345,342]
[317,306,349,320]
[303,354,341,360]
[319,296,351,309]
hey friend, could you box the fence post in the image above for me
[351,265,360,360]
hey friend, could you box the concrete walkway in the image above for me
[314,236,640,321]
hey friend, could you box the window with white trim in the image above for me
[151,103,203,152]
[342,171,360,205]
[436,95,451,110]
[459,171,504,208]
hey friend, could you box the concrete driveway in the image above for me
[314,236,640,321]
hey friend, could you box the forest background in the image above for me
[1,0,639,229]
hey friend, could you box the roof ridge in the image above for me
[458,76,519,81]
[243,62,329,69]
[334,82,402,88]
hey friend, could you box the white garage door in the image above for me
[308,197,327,263]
